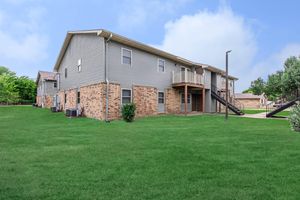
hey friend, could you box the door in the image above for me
[158,91,165,113]
[192,94,201,111]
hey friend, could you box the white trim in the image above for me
[77,58,82,72]
[121,88,132,105]
[121,47,132,66]
[157,58,165,73]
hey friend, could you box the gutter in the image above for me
[103,33,113,122]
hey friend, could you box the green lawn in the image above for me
[243,109,266,114]
[1,106,300,199]
[243,109,290,118]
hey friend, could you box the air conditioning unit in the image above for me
[51,106,59,112]
[66,109,78,117]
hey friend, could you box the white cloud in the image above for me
[251,44,300,80]
[117,0,192,29]
[154,6,258,91]
[0,6,48,77]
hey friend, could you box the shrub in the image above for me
[289,104,300,132]
[121,103,136,122]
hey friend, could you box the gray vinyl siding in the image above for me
[204,70,211,89]
[107,41,182,90]
[57,34,105,90]
[44,81,57,96]
[205,89,212,112]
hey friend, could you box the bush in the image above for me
[121,103,136,122]
[289,104,300,132]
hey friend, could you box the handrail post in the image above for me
[172,71,174,84]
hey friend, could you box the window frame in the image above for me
[65,68,67,78]
[77,58,82,72]
[181,93,191,104]
[121,88,132,105]
[121,48,132,66]
[77,91,80,104]
[158,91,165,104]
[157,58,165,73]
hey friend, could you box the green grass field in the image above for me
[243,109,290,117]
[1,106,300,199]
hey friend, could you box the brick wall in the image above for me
[165,88,181,114]
[44,95,53,108]
[106,83,121,120]
[36,96,42,107]
[237,99,261,109]
[133,85,158,117]
[80,83,104,120]
[57,91,65,111]
[65,89,77,110]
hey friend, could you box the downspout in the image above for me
[104,33,113,122]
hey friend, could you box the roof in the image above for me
[36,71,56,84]
[53,29,238,80]
[235,93,264,99]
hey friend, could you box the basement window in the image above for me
[158,92,164,104]
[121,89,132,104]
[77,91,80,104]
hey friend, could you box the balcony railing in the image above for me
[172,69,204,85]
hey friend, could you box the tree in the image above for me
[0,66,15,76]
[0,73,19,104]
[15,76,37,102]
[265,71,283,101]
[282,56,300,99]
[249,77,265,95]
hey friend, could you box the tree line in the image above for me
[0,66,36,104]
[243,56,300,101]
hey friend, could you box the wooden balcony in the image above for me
[172,69,204,88]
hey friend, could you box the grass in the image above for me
[243,109,266,114]
[1,106,300,199]
[243,109,290,118]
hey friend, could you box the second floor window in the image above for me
[158,59,165,72]
[122,89,132,104]
[65,68,67,78]
[122,48,132,65]
[78,58,82,72]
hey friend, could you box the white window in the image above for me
[77,58,82,72]
[121,89,132,104]
[158,59,165,72]
[181,93,191,104]
[158,92,164,104]
[121,48,132,65]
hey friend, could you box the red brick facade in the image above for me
[133,85,158,117]
[165,88,181,114]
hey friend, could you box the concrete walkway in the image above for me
[242,112,267,119]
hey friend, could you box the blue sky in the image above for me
[1,0,300,91]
